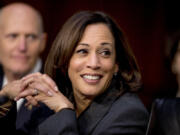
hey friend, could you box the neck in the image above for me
[74,93,93,117]
[4,70,26,82]
[3,59,41,83]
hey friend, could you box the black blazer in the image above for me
[39,87,149,135]
[146,98,180,135]
[0,65,54,135]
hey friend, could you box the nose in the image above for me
[18,36,27,52]
[86,52,100,70]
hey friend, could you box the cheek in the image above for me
[68,60,82,87]
[0,43,11,58]
[28,44,41,56]
[69,57,84,73]
[102,60,116,73]
[175,55,180,67]
[172,54,180,74]
[0,40,10,51]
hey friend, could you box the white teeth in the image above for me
[83,75,100,80]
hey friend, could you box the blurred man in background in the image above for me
[0,2,53,134]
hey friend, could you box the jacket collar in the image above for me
[78,80,121,134]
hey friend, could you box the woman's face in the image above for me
[172,43,180,75]
[68,23,118,99]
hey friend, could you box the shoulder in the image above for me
[154,98,180,108]
[94,92,149,135]
[152,98,180,118]
[153,98,180,117]
[108,92,149,128]
[112,92,148,114]
[146,98,180,135]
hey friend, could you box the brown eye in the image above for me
[76,49,88,55]
[6,33,18,40]
[100,49,111,58]
[102,50,111,55]
[26,34,38,41]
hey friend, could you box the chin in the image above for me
[82,88,104,97]
[12,67,31,75]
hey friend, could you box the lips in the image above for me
[12,55,29,61]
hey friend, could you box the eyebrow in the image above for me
[78,42,113,46]
[101,42,113,46]
[78,43,89,46]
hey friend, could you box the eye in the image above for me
[26,34,38,41]
[6,33,18,39]
[100,49,111,57]
[76,49,88,55]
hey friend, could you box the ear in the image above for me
[39,33,47,53]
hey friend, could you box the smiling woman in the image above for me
[68,23,118,115]
[14,11,149,135]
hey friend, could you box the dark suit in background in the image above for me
[146,98,180,135]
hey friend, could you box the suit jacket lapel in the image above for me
[16,100,30,129]
[78,84,120,135]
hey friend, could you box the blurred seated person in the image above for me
[146,32,180,135]
[14,11,149,135]
[146,98,180,135]
[0,2,53,135]
[167,32,180,97]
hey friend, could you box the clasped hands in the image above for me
[14,72,74,112]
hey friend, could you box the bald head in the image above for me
[0,2,47,81]
[0,2,44,32]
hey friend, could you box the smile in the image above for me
[83,75,101,80]
[81,74,103,84]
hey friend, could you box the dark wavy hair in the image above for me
[45,11,142,99]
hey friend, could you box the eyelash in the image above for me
[76,49,88,54]
[76,49,111,57]
[101,50,111,55]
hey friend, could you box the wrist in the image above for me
[55,104,74,113]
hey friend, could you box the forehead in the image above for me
[80,23,114,43]
[0,7,41,33]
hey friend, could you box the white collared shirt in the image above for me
[2,59,42,111]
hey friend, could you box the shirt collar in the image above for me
[2,58,42,87]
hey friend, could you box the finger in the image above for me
[15,88,38,101]
[25,96,39,110]
[21,72,42,89]
[34,93,49,105]
[22,72,41,81]
[21,76,37,88]
[22,73,58,94]
[42,74,59,92]
[26,96,39,106]
[29,82,53,97]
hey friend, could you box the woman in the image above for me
[146,33,180,135]
[166,33,180,97]
[16,11,149,135]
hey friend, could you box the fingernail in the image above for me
[48,91,53,96]
[54,86,59,92]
